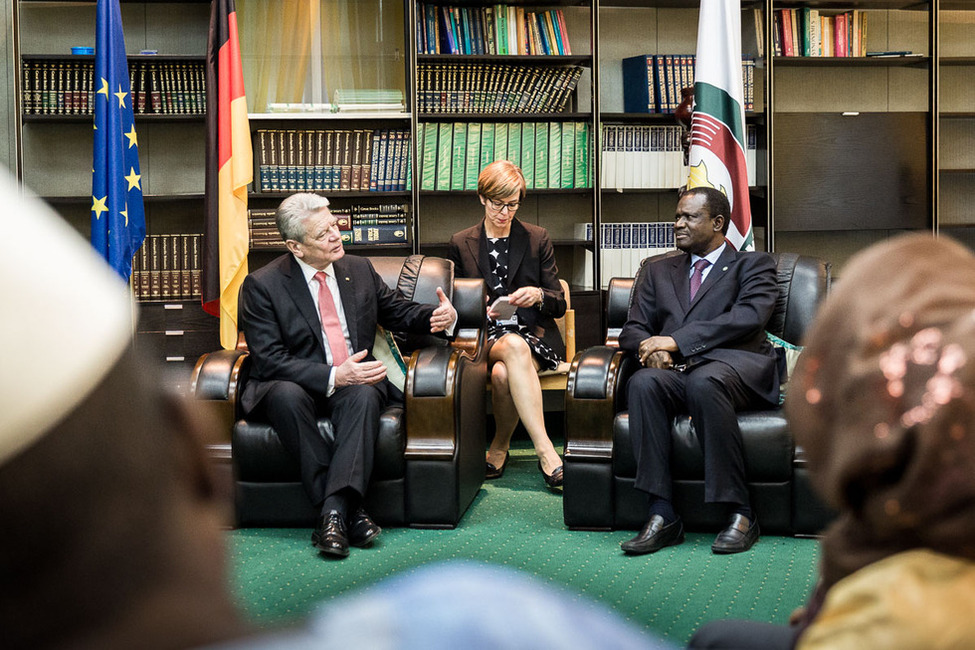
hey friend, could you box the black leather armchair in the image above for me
[191,255,488,529]
[563,252,833,535]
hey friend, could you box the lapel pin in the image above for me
[722,266,728,271]
[345,277,350,281]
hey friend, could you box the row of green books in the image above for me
[418,121,592,192]
[417,63,582,115]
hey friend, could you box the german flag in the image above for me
[204,0,252,349]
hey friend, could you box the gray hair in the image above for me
[276,193,331,242]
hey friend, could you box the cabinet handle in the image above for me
[165,330,185,336]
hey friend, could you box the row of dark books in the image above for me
[418,4,572,56]
[256,129,411,194]
[21,59,205,116]
[419,121,591,192]
[601,124,758,190]
[132,233,202,301]
[248,205,410,247]
[417,63,582,115]
[622,55,756,114]
[773,9,867,57]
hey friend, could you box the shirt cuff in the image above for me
[326,366,337,396]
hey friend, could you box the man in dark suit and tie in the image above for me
[618,186,779,556]
[239,193,457,559]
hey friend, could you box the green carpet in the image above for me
[228,444,820,645]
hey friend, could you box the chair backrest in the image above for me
[552,278,575,361]
[605,251,831,347]
[370,254,454,306]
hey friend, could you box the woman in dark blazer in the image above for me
[447,160,567,488]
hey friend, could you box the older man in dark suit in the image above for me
[239,193,456,559]
[618,186,779,556]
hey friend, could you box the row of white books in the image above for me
[572,222,676,289]
[601,124,758,190]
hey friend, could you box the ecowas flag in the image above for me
[687,0,753,251]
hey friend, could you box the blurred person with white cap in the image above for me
[0,172,671,650]
[0,171,245,648]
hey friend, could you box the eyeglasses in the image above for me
[487,198,521,213]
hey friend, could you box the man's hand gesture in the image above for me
[430,287,457,333]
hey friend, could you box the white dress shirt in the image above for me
[294,255,353,395]
[689,241,727,285]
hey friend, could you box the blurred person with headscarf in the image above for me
[691,233,975,649]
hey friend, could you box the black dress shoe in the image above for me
[311,510,349,558]
[538,461,564,489]
[347,506,381,548]
[711,513,760,554]
[485,451,510,479]
[620,515,684,555]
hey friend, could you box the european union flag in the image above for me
[91,0,145,281]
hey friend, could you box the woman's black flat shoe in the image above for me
[538,461,564,489]
[486,451,510,479]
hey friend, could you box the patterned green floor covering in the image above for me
[228,444,819,645]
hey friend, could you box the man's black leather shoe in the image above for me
[312,510,350,558]
[711,513,760,554]
[620,515,684,555]
[347,507,381,548]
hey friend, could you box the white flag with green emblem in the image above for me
[687,0,753,251]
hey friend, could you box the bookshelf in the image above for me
[236,0,416,259]
[938,6,975,249]
[767,0,935,269]
[11,0,216,388]
[408,1,597,300]
[7,0,974,355]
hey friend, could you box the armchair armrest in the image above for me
[403,330,487,527]
[450,277,487,359]
[190,348,250,438]
[564,346,636,462]
[404,330,487,460]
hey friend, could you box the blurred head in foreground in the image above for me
[0,174,242,649]
[788,234,975,591]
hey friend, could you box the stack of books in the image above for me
[417,4,572,56]
[418,121,591,191]
[332,89,405,113]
